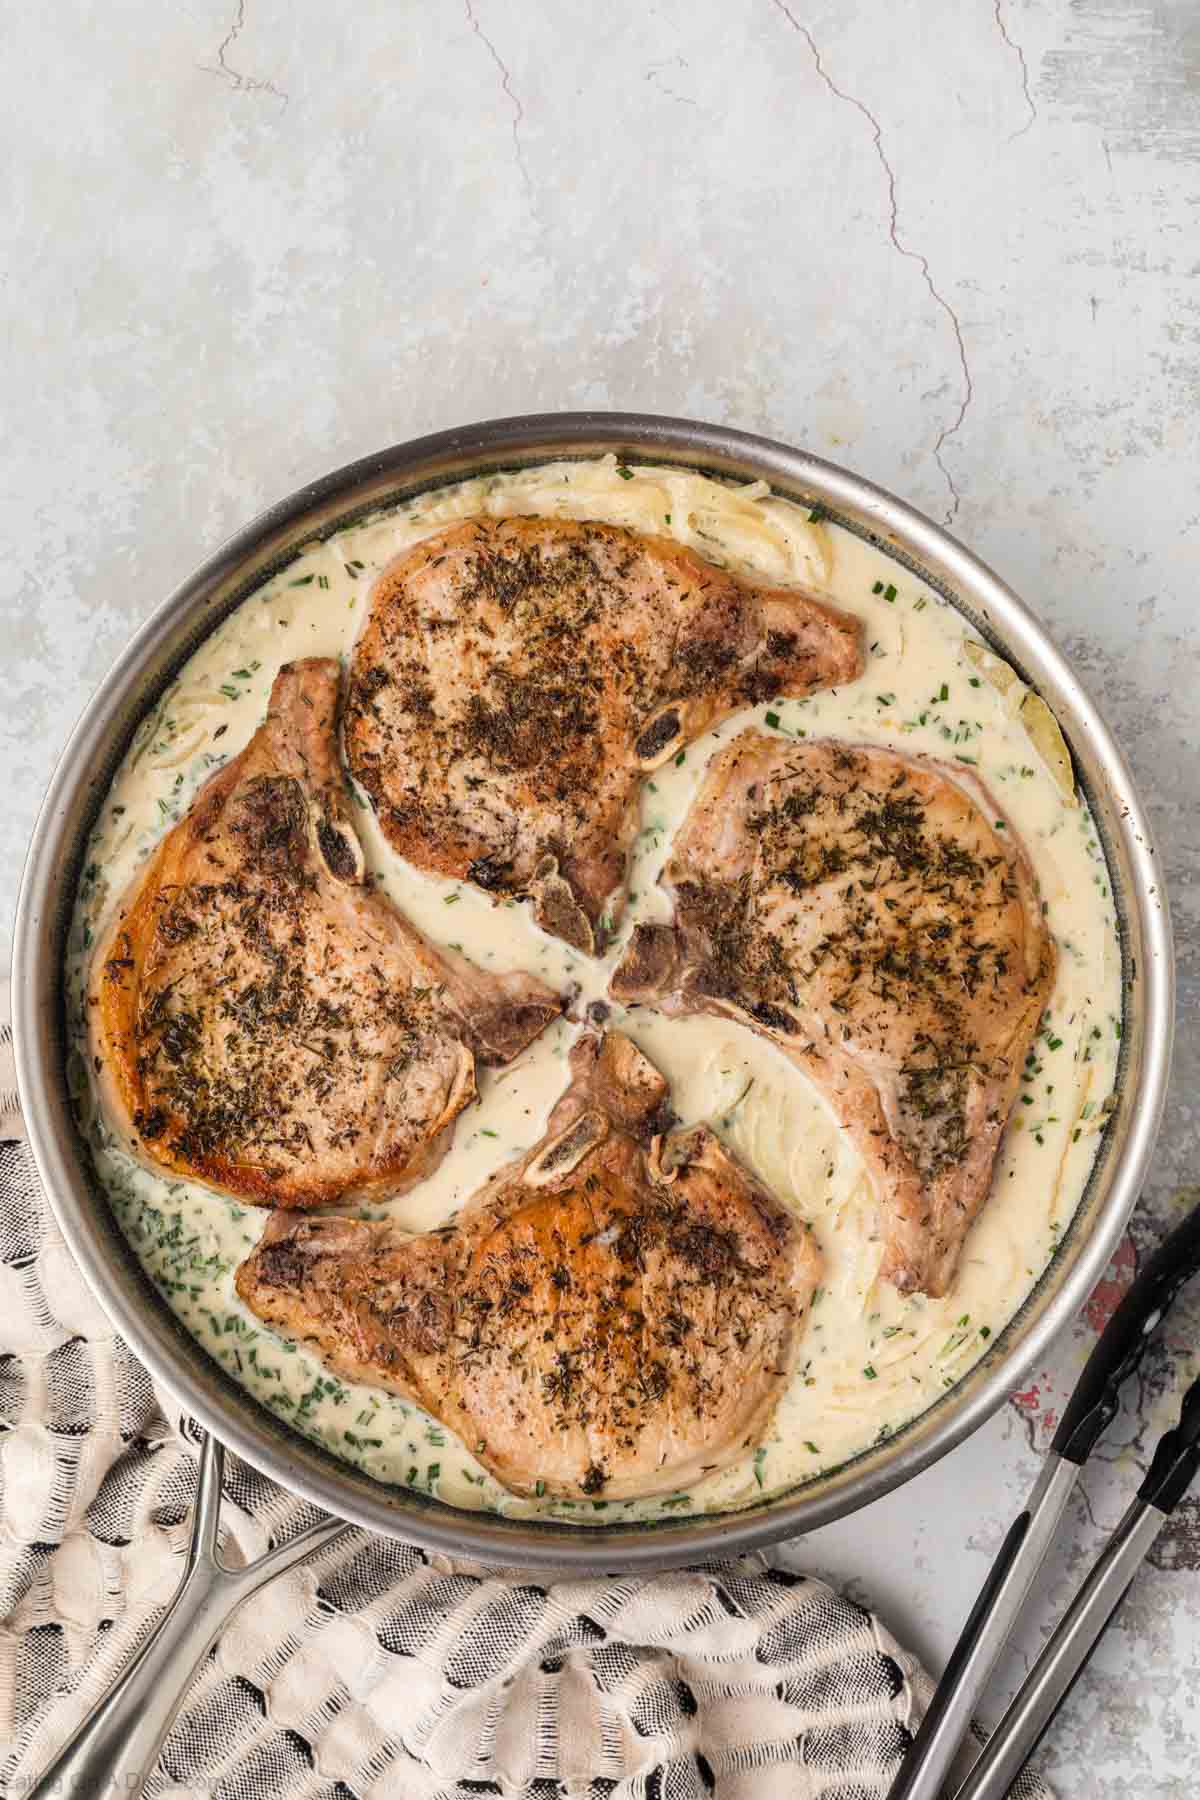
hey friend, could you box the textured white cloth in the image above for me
[0,1048,1052,1797]
[0,988,20,1145]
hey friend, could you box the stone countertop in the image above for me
[3,0,1198,1791]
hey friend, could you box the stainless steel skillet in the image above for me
[10,415,1173,1783]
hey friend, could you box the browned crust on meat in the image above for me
[612,733,1057,1297]
[87,658,561,1208]
[237,1031,822,1501]
[344,515,863,950]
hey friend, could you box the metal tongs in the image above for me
[889,1197,1200,1800]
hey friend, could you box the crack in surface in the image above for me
[1074,1473,1107,1536]
[464,0,532,195]
[205,0,288,104]
[646,56,698,108]
[993,0,1038,140]
[1010,1396,1040,1458]
[767,3,973,522]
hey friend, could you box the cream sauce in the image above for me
[66,458,1122,1524]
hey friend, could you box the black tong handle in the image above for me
[1140,1364,1200,1513]
[1053,1193,1200,1466]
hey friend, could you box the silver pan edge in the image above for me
[11,412,1175,1571]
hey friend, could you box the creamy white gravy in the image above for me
[66,458,1122,1524]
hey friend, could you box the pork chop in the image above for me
[88,658,561,1209]
[344,515,863,953]
[612,734,1056,1297]
[236,1031,821,1501]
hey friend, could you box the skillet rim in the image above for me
[11,411,1174,1569]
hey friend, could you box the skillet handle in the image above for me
[27,1433,347,1800]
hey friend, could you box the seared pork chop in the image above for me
[88,658,560,1209]
[612,735,1056,1296]
[344,515,863,953]
[236,1031,821,1501]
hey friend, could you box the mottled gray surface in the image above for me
[3,0,1198,1789]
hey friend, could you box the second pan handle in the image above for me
[27,1432,348,1800]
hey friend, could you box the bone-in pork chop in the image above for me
[88,659,561,1209]
[236,1031,821,1501]
[344,515,863,953]
[612,734,1056,1297]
